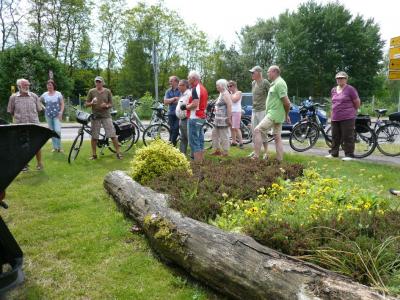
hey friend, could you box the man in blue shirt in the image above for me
[164,76,181,146]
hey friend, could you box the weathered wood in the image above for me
[104,171,394,300]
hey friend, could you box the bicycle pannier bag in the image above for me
[113,119,134,139]
[355,114,371,133]
[76,111,91,125]
[389,112,400,122]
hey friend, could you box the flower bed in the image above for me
[139,142,400,296]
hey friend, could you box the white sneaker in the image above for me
[342,156,353,161]
[263,154,268,160]
[247,151,255,158]
[325,154,333,158]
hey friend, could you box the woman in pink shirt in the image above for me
[326,71,361,161]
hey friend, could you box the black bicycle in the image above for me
[289,102,333,152]
[373,110,400,156]
[68,108,137,163]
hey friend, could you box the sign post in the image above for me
[388,36,400,111]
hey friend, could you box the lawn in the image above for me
[3,140,399,299]
[3,142,219,300]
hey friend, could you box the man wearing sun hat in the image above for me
[85,76,122,160]
[326,71,361,161]
[249,65,270,158]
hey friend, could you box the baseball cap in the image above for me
[95,76,104,83]
[335,71,348,79]
[249,66,263,73]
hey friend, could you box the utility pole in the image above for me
[152,41,159,102]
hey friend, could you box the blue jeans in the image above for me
[168,114,180,146]
[46,115,62,150]
[188,118,205,153]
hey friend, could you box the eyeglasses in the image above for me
[228,85,233,88]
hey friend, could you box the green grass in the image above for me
[4,140,399,299]
[4,142,219,300]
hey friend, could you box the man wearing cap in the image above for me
[253,65,290,161]
[326,71,360,161]
[249,65,270,157]
[85,76,122,160]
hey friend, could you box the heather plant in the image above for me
[147,158,304,222]
[130,139,191,184]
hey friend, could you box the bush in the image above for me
[130,140,191,184]
[147,158,304,222]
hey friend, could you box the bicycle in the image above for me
[121,96,168,143]
[372,109,400,156]
[289,101,377,158]
[68,108,137,163]
[289,101,333,152]
[142,103,172,146]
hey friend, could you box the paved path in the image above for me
[58,122,399,166]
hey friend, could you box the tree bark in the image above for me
[104,171,394,300]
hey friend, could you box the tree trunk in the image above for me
[104,171,393,300]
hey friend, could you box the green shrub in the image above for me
[130,139,191,184]
[137,92,156,120]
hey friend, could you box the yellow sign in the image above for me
[390,36,400,47]
[11,85,15,94]
[388,70,400,80]
[389,47,400,59]
[389,59,400,70]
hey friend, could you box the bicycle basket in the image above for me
[76,111,91,125]
[355,114,371,133]
[389,112,400,122]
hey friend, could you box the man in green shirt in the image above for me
[249,66,270,157]
[253,66,291,161]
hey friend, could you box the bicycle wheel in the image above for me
[142,124,171,146]
[108,128,137,153]
[353,125,377,158]
[68,133,84,163]
[376,123,400,156]
[323,125,332,147]
[289,122,319,152]
[131,121,140,143]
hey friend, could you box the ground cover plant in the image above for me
[145,145,400,297]
[3,141,217,300]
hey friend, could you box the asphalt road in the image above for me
[59,123,399,166]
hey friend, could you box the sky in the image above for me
[127,0,399,49]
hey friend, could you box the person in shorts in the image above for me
[85,76,122,160]
[253,66,291,161]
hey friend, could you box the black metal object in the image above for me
[0,124,58,295]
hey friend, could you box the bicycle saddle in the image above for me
[375,109,387,115]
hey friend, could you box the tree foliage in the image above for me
[0,44,72,118]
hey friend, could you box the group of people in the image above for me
[5,65,366,171]
[165,65,291,161]
[6,76,122,171]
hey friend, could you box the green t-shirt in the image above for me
[266,76,288,123]
[87,88,113,118]
[251,79,270,112]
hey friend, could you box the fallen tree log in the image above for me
[104,171,393,300]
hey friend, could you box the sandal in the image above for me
[389,189,400,196]
[116,153,123,160]
[36,163,44,171]
[89,155,98,160]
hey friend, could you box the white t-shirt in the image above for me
[231,92,242,113]
[175,89,191,119]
